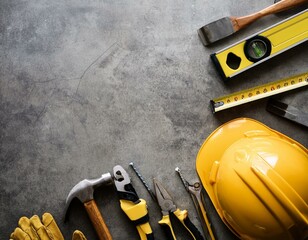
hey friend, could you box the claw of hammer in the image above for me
[65,173,113,240]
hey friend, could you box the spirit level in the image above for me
[211,72,308,113]
[211,9,308,81]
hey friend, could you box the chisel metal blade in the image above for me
[266,98,308,127]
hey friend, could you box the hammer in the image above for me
[65,173,113,240]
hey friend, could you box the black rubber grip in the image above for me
[161,223,175,240]
[146,232,155,240]
[131,213,150,226]
[183,216,204,240]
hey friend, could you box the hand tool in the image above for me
[211,72,308,113]
[198,0,308,46]
[175,167,215,240]
[266,98,308,127]
[113,165,154,240]
[210,9,308,81]
[153,178,204,240]
[65,173,113,240]
[175,170,239,240]
[129,162,157,201]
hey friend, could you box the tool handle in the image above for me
[158,215,177,240]
[84,200,112,240]
[119,199,154,240]
[136,226,155,240]
[188,187,216,240]
[232,0,308,31]
[173,209,204,240]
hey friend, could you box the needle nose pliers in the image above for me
[153,178,204,240]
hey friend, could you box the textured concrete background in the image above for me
[0,0,307,239]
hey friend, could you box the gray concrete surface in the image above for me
[0,0,307,239]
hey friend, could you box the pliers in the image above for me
[113,165,154,240]
[153,178,204,240]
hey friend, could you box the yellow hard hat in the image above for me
[196,118,308,240]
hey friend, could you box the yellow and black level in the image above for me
[211,72,308,113]
[211,9,308,81]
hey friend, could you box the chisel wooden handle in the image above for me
[232,0,308,31]
[84,200,113,240]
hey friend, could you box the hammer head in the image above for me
[65,172,113,220]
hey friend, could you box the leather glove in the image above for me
[10,213,86,240]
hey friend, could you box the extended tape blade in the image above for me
[211,72,308,113]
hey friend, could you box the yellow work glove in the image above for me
[10,213,86,240]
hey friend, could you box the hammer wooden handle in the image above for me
[84,200,112,240]
[232,0,308,31]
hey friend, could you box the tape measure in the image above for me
[211,72,308,113]
[211,9,308,81]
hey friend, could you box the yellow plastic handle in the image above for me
[173,209,204,240]
[158,215,176,240]
[136,224,154,240]
[120,199,154,239]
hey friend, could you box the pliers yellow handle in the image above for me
[158,208,204,240]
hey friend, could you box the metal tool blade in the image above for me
[266,98,308,127]
[129,162,157,201]
[113,165,140,203]
[198,17,234,46]
[175,167,216,240]
[153,178,176,215]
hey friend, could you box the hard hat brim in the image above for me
[196,117,306,218]
[196,117,308,239]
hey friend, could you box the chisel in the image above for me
[198,0,308,46]
[266,98,308,127]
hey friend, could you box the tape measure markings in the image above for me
[211,72,308,113]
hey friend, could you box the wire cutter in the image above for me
[113,165,154,240]
[153,178,204,240]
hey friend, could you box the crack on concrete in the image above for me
[75,42,119,94]
[34,104,47,124]
[31,42,121,91]
[33,77,76,83]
